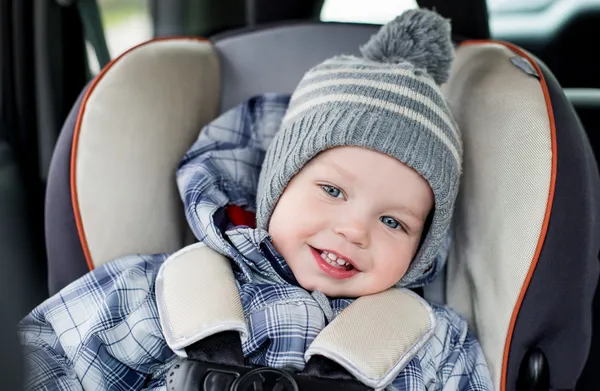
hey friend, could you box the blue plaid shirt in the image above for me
[19,94,492,390]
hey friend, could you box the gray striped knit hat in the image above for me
[256,8,462,288]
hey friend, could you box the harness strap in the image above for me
[302,355,358,381]
[185,331,245,367]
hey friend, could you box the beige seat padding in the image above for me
[443,42,554,390]
[72,38,220,269]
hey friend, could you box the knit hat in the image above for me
[256,8,462,288]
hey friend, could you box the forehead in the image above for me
[306,146,413,180]
[302,146,433,211]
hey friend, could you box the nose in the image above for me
[333,216,370,248]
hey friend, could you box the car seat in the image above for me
[43,17,600,391]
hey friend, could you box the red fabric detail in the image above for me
[226,205,257,228]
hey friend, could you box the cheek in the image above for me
[269,186,327,233]
[268,188,320,253]
[372,237,418,284]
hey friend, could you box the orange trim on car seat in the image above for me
[71,36,209,271]
[460,40,558,391]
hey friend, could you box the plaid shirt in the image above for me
[19,94,492,391]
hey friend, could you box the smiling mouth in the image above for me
[319,250,354,271]
[311,246,358,271]
[310,246,360,280]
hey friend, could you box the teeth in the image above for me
[321,251,350,267]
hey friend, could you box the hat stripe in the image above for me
[297,71,449,111]
[319,57,435,70]
[303,66,439,89]
[290,78,458,142]
[283,93,461,167]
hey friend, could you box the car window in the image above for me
[88,0,152,74]
[319,0,588,39]
[488,0,556,14]
[488,0,600,38]
[320,0,417,24]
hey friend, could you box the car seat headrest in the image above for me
[214,22,380,111]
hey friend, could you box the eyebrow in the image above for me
[325,161,356,182]
[391,206,421,221]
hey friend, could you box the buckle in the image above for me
[167,358,372,391]
[167,358,298,391]
[233,367,299,391]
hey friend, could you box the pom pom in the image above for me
[359,9,454,85]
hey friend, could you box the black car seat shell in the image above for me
[43,23,600,391]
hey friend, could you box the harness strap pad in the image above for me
[305,288,435,390]
[156,243,247,357]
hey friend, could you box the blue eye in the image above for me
[321,185,343,199]
[380,216,401,229]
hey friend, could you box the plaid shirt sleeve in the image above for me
[18,254,175,391]
[436,327,493,390]
[20,342,83,391]
[406,305,493,391]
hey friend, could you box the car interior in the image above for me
[1,0,599,390]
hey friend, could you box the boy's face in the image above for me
[268,146,434,298]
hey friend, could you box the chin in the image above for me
[294,273,365,298]
[323,283,392,298]
[309,282,360,298]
